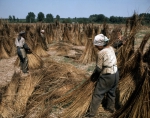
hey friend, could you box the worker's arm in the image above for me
[90,66,101,82]
[23,43,32,53]
[113,40,123,49]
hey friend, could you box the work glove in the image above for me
[90,66,101,82]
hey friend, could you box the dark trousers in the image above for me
[17,48,28,73]
[88,71,119,116]
[41,37,48,51]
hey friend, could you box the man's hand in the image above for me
[27,49,32,54]
[90,67,101,82]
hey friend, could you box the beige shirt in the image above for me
[15,37,25,48]
[96,46,118,75]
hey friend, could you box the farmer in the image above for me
[40,29,48,51]
[85,34,120,117]
[15,31,31,73]
[112,30,126,55]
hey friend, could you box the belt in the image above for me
[17,46,23,49]
[102,73,111,75]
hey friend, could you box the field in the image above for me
[0,15,150,118]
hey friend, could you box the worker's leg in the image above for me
[88,75,112,116]
[106,72,119,112]
[22,57,28,73]
[17,48,24,71]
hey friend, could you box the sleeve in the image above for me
[97,52,103,70]
[22,38,25,45]
[90,66,101,82]
[90,52,103,82]
[113,40,123,49]
[23,43,30,50]
[22,38,30,50]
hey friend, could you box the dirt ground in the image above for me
[0,56,18,87]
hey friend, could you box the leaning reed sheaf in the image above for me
[120,33,150,77]
[0,38,10,59]
[14,52,43,70]
[112,66,150,118]
[78,38,97,64]
[143,46,150,66]
[35,78,96,118]
[118,33,150,106]
[117,13,143,77]
[33,43,49,57]
[0,72,21,117]
[23,60,87,118]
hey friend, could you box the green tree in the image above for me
[96,14,105,23]
[66,17,72,23]
[56,15,60,21]
[89,14,97,23]
[109,16,117,23]
[16,18,19,22]
[26,12,36,23]
[8,15,12,22]
[13,15,16,22]
[45,13,54,23]
[37,12,45,22]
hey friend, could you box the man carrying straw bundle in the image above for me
[85,34,120,117]
[40,29,48,51]
[15,31,31,74]
[112,29,126,55]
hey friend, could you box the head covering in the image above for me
[19,31,25,35]
[93,34,109,46]
[41,30,44,33]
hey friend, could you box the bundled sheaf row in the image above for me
[0,21,103,60]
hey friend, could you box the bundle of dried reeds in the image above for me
[27,52,43,70]
[0,72,21,117]
[118,33,150,106]
[143,46,150,66]
[46,24,54,44]
[101,22,110,38]
[33,43,49,57]
[78,38,97,64]
[9,38,17,56]
[14,52,43,70]
[117,13,143,75]
[3,37,11,54]
[113,66,150,118]
[52,79,95,118]
[24,60,87,117]
[73,23,83,46]
[120,33,150,77]
[0,38,10,59]
[109,26,122,46]
[13,70,45,116]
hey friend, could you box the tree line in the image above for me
[7,12,150,25]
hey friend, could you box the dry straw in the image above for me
[0,38,10,59]
[33,43,49,57]
[112,13,150,118]
[0,72,21,117]
[113,66,150,118]
[24,60,87,117]
[14,52,43,70]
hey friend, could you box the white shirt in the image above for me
[96,46,118,74]
[15,37,25,48]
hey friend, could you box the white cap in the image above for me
[93,34,109,46]
[19,31,25,35]
[41,30,44,33]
